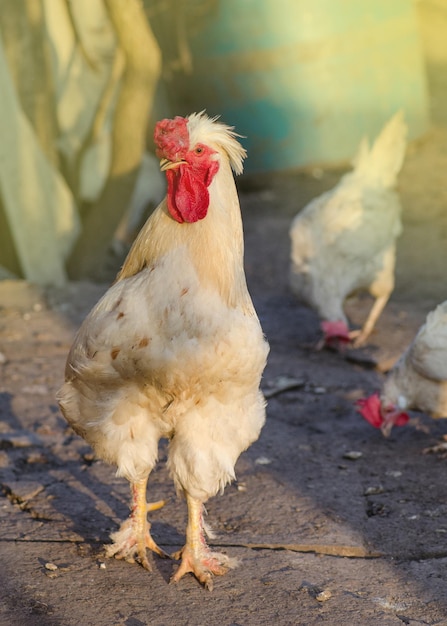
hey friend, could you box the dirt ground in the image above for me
[1,124,447,626]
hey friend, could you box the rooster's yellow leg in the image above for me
[105,477,168,570]
[170,493,237,590]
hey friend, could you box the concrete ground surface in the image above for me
[1,126,447,625]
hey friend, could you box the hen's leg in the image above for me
[170,493,237,590]
[350,293,389,347]
[105,477,168,570]
[351,247,395,347]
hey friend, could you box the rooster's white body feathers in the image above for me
[58,113,268,503]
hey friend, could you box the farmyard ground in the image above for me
[1,126,447,625]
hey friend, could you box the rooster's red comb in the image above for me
[154,116,189,161]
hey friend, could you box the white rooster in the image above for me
[357,300,447,437]
[57,112,269,590]
[289,111,407,349]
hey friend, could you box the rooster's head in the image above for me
[154,112,245,224]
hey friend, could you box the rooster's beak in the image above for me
[159,158,185,171]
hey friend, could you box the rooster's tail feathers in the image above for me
[351,110,407,188]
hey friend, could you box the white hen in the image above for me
[357,300,447,436]
[289,111,407,348]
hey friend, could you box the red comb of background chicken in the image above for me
[389,412,409,426]
[356,392,383,427]
[321,320,350,349]
[154,116,189,162]
[356,392,410,430]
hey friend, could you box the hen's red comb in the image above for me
[154,116,189,162]
[321,320,350,349]
[356,393,383,428]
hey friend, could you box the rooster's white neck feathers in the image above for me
[117,113,252,311]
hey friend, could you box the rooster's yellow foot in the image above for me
[105,495,168,570]
[170,545,238,590]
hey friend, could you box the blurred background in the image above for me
[0,0,444,286]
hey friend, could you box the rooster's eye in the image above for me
[194,146,204,155]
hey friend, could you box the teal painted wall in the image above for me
[163,1,429,173]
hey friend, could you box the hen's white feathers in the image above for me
[350,110,407,188]
[407,301,447,382]
[289,111,407,339]
[382,301,447,419]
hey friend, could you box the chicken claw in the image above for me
[171,545,236,591]
[170,494,238,590]
[105,478,168,570]
[348,328,366,348]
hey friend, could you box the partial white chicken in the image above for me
[357,300,447,437]
[57,112,269,590]
[289,111,407,349]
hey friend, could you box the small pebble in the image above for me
[343,451,363,460]
[313,386,326,394]
[99,562,106,569]
[45,562,58,571]
[255,456,272,465]
[0,352,6,364]
[316,589,332,602]
[364,485,384,496]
